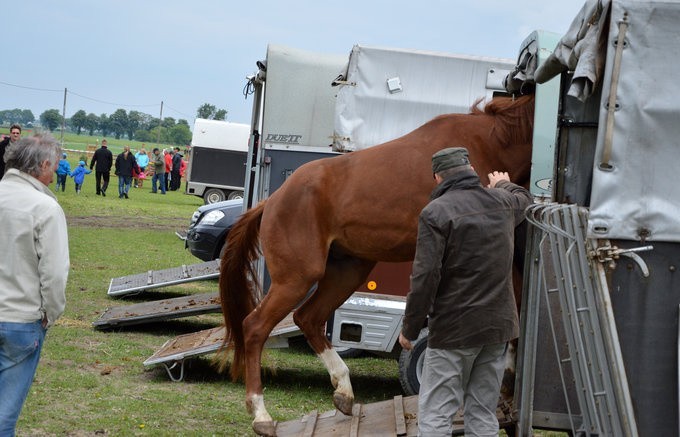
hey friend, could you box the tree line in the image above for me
[0,103,228,147]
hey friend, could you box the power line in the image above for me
[0,80,62,93]
[68,89,159,109]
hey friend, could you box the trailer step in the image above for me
[107,259,220,297]
[93,292,221,330]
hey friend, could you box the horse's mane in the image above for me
[471,94,535,147]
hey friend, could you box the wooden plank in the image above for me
[393,395,406,436]
[302,410,318,437]
[349,403,362,437]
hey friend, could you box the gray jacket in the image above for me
[401,169,532,349]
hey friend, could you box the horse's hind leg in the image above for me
[293,257,376,415]
[243,279,316,436]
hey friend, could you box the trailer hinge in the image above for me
[331,80,356,87]
[589,242,653,277]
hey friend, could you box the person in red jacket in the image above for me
[163,149,172,192]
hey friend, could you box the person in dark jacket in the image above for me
[0,124,22,179]
[90,139,113,196]
[114,145,138,199]
[398,147,532,436]
[169,147,183,191]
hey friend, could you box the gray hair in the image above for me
[4,133,62,178]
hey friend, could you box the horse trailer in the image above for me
[185,118,250,203]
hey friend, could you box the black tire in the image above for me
[398,327,428,396]
[204,188,226,204]
[227,190,244,200]
[335,346,364,359]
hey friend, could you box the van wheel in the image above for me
[204,188,226,204]
[335,346,364,359]
[398,327,428,396]
[227,190,244,200]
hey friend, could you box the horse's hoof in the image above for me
[252,420,277,436]
[333,392,354,415]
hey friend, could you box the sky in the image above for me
[3,1,585,128]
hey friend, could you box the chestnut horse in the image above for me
[219,94,535,435]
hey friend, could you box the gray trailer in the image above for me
[510,1,680,435]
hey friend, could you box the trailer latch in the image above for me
[589,243,654,277]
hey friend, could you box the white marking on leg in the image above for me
[505,342,516,373]
[318,348,354,399]
[248,394,273,424]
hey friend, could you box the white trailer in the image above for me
[185,118,250,203]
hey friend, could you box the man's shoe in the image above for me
[124,193,129,199]
[102,191,106,197]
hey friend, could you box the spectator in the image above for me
[54,152,71,192]
[0,133,69,435]
[170,146,183,191]
[149,147,166,194]
[70,160,92,194]
[0,124,22,179]
[114,145,137,199]
[163,149,172,192]
[90,139,113,196]
[134,146,149,188]
[398,147,532,436]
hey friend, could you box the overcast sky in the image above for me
[3,1,584,127]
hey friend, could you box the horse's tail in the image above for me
[218,200,266,381]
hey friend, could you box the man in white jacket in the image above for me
[0,133,69,436]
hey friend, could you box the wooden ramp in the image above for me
[92,292,221,330]
[143,312,301,381]
[274,396,515,436]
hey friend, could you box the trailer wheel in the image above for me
[204,188,226,204]
[335,346,364,359]
[227,190,244,200]
[398,327,428,396]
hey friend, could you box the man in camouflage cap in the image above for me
[399,146,532,436]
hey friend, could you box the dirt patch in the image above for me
[68,215,186,232]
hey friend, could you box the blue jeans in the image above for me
[118,176,132,197]
[0,321,45,436]
[55,174,67,191]
[151,172,166,194]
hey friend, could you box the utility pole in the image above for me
[157,101,163,146]
[60,88,67,146]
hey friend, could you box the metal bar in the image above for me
[393,395,406,436]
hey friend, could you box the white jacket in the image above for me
[0,169,69,327]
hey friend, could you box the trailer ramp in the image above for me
[93,292,221,330]
[274,396,514,436]
[143,312,300,381]
[107,259,220,297]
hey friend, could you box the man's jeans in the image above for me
[0,321,45,436]
[152,172,166,194]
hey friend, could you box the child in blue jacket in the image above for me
[55,153,71,192]
[70,160,92,194]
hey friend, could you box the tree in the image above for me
[168,123,192,146]
[127,111,143,140]
[85,113,99,136]
[109,109,128,140]
[40,109,62,132]
[214,109,228,121]
[161,117,176,129]
[71,110,87,135]
[197,103,216,119]
[99,114,111,137]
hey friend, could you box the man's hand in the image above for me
[399,332,413,351]
[488,171,510,188]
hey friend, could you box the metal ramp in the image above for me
[107,259,220,297]
[93,292,221,330]
[274,396,514,436]
[522,203,641,436]
[143,312,301,381]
